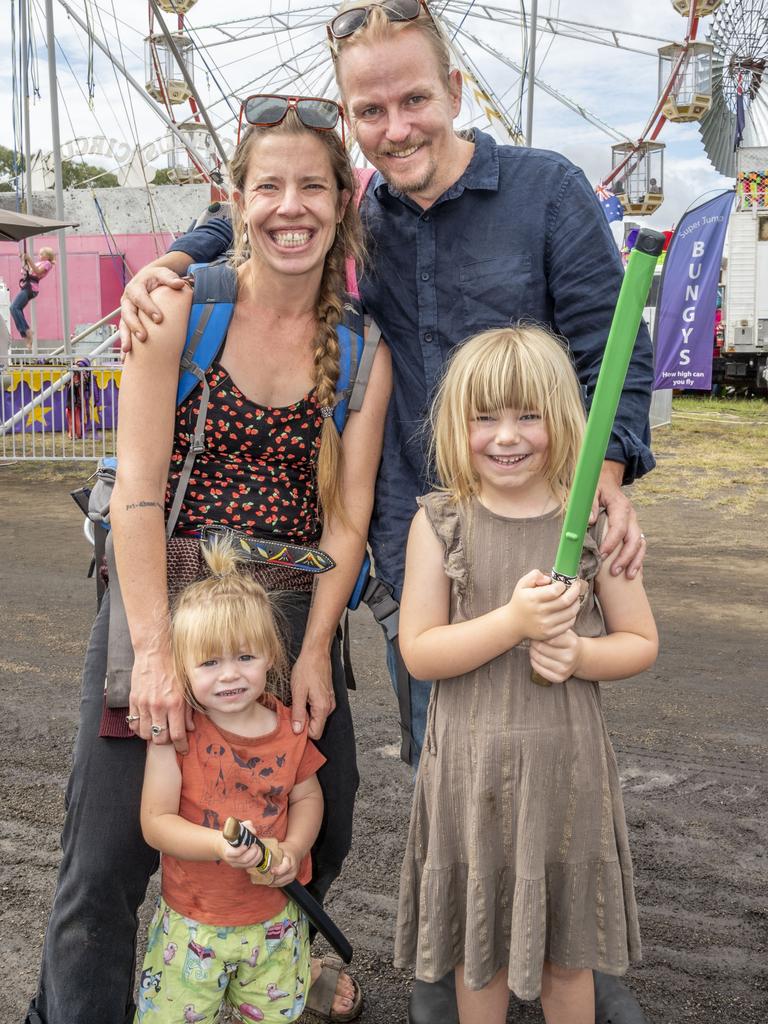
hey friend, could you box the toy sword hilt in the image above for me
[222,816,353,963]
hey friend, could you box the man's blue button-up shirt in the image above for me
[169,130,655,594]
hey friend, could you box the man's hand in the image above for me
[290,649,335,740]
[529,629,582,684]
[591,460,646,579]
[119,264,187,351]
[506,570,581,642]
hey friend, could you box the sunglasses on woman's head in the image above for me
[237,94,345,145]
[327,0,430,42]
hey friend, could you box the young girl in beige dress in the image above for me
[396,326,658,1024]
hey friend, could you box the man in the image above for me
[120,4,653,1021]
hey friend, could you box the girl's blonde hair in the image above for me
[228,110,364,525]
[332,2,453,92]
[431,326,586,508]
[39,247,55,260]
[171,538,287,711]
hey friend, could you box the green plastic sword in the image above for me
[532,226,665,685]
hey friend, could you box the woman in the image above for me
[25,98,390,1024]
[11,247,56,348]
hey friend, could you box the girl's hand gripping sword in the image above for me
[223,816,353,963]
[531,227,665,685]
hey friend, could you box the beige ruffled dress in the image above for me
[394,492,641,1000]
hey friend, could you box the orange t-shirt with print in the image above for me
[161,698,325,926]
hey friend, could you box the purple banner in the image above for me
[653,191,734,390]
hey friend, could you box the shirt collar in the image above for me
[371,129,500,207]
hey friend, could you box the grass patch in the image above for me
[634,397,768,514]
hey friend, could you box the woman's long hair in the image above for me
[228,112,364,526]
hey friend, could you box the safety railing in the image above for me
[1,311,122,461]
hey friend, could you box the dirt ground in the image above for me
[2,406,767,1024]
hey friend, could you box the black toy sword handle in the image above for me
[223,816,353,964]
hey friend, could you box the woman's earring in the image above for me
[242,230,248,245]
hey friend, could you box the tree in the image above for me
[0,143,119,190]
[61,160,119,189]
[151,168,176,185]
[0,144,24,192]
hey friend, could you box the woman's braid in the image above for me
[313,232,348,525]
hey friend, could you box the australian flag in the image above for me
[596,184,624,224]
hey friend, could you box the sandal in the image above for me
[305,953,363,1022]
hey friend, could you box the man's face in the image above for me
[338,29,463,203]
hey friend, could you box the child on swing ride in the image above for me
[396,325,658,1024]
[135,538,324,1024]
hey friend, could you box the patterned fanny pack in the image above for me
[198,524,335,574]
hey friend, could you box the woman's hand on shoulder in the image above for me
[128,647,190,754]
[289,647,335,740]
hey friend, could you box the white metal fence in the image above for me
[1,313,121,461]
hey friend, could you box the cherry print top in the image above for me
[165,361,323,544]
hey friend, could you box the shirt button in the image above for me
[421,272,430,281]
[424,332,434,343]
[423,215,431,222]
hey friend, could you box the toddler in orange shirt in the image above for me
[135,539,324,1024]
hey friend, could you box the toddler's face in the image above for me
[187,648,270,714]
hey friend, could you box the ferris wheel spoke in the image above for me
[441,16,630,143]
[437,0,672,55]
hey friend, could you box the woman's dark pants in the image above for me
[24,591,359,1024]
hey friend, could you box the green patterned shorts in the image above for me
[134,896,311,1023]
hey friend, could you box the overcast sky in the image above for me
[0,0,734,229]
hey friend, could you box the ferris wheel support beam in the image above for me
[45,0,72,353]
[57,0,214,183]
[525,0,538,146]
[149,0,229,166]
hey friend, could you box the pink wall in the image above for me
[0,232,174,342]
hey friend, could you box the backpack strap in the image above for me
[167,262,237,539]
[333,298,366,433]
[349,316,382,414]
[176,261,237,406]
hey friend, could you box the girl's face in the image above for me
[236,132,348,280]
[186,646,270,716]
[468,408,550,500]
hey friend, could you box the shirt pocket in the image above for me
[459,255,532,334]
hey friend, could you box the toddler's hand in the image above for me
[218,822,280,876]
[507,570,581,642]
[529,629,582,683]
[269,841,302,888]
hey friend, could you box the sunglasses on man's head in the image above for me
[237,94,345,145]
[327,0,429,42]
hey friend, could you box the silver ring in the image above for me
[640,533,646,540]
[151,724,167,737]
[125,714,140,723]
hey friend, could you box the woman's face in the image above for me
[237,131,349,280]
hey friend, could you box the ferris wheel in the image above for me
[698,0,768,176]
[52,0,759,218]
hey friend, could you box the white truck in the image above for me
[718,144,768,395]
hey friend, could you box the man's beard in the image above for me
[377,143,437,197]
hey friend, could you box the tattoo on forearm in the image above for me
[125,501,164,512]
